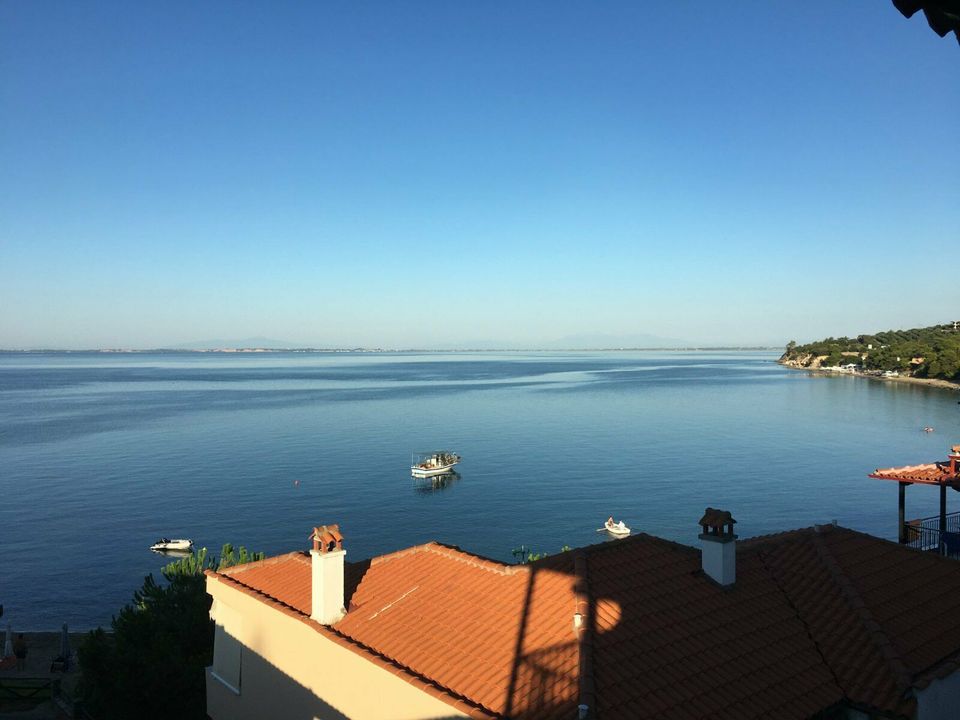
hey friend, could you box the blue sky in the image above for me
[1,1,957,349]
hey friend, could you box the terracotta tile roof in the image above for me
[586,532,842,720]
[219,542,578,718]
[220,551,312,612]
[869,462,960,485]
[870,447,960,485]
[213,526,960,719]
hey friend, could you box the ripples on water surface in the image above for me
[1,351,957,628]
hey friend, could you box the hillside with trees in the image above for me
[780,322,960,382]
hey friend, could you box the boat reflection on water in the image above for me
[413,470,461,493]
[150,547,193,558]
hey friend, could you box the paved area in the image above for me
[0,632,85,718]
[0,631,85,679]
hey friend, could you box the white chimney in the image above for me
[698,508,737,586]
[309,524,346,625]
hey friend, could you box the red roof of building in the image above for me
[210,524,960,719]
[869,462,960,485]
[870,446,960,485]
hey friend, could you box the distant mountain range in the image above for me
[163,333,691,351]
[2,333,779,352]
[542,332,689,349]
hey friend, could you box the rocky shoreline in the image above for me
[778,357,960,391]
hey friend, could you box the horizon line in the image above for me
[0,345,784,353]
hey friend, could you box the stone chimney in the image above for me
[949,445,960,475]
[309,524,346,625]
[698,508,737,587]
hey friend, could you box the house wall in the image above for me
[916,669,960,720]
[206,575,469,720]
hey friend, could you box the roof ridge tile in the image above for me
[367,540,523,576]
[218,550,308,576]
[754,543,849,705]
[809,532,914,695]
[738,527,817,552]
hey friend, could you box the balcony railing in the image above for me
[905,511,960,557]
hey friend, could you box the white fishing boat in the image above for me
[411,451,461,478]
[150,538,193,551]
[604,518,631,537]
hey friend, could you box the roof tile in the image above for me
[217,525,960,719]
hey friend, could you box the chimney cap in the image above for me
[698,507,737,538]
[309,524,344,553]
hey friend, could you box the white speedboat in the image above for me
[150,538,193,551]
[411,451,461,478]
[604,518,631,537]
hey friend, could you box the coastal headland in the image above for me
[778,355,960,391]
[778,322,960,392]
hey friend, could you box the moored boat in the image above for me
[604,517,630,537]
[150,538,193,551]
[411,451,461,477]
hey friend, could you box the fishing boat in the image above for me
[604,518,631,537]
[411,451,461,478]
[150,538,193,551]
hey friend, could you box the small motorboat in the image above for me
[150,538,193,552]
[603,518,631,537]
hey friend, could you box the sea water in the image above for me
[1,351,957,628]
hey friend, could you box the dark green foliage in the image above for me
[77,544,262,720]
[218,543,265,570]
[782,323,960,381]
[77,573,212,720]
[512,544,573,564]
[161,546,211,579]
[823,351,846,367]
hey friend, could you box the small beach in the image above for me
[780,361,960,392]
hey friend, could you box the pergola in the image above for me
[869,444,960,543]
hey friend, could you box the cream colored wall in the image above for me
[206,575,469,720]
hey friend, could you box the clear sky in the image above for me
[1,2,957,349]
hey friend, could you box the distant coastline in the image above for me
[779,358,960,392]
[0,346,781,354]
[778,322,960,389]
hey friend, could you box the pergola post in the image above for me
[899,482,907,544]
[940,483,947,537]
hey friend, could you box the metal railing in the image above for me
[905,511,960,557]
[0,676,61,702]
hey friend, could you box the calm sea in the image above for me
[1,351,958,629]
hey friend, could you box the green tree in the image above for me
[77,544,262,720]
[77,572,212,719]
[823,351,845,367]
[511,544,572,564]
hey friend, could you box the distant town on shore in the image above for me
[779,321,960,385]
